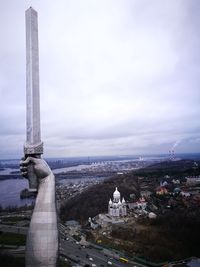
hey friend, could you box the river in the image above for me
[0,179,34,208]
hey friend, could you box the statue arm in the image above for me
[20,157,58,267]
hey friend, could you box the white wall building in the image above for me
[186,176,200,185]
[108,187,127,217]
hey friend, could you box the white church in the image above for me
[108,187,127,217]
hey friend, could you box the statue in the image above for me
[22,8,59,266]
[20,157,58,267]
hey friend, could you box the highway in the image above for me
[58,223,141,267]
[0,223,143,267]
[60,238,141,267]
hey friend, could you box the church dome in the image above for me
[109,199,112,205]
[113,187,120,199]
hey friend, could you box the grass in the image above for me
[0,232,26,246]
[59,260,72,267]
[0,255,25,267]
[2,216,29,223]
[0,255,71,267]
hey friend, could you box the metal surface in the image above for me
[23,7,58,267]
[24,161,59,267]
[24,7,43,192]
[25,7,41,146]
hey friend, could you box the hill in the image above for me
[60,159,200,223]
[60,173,140,223]
[59,159,200,262]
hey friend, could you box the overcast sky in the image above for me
[0,0,200,159]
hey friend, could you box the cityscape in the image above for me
[0,1,200,267]
[0,154,200,267]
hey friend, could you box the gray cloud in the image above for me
[0,0,200,158]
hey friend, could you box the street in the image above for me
[60,238,140,267]
[0,223,143,267]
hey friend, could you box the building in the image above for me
[127,197,147,210]
[186,176,200,185]
[108,187,127,217]
[141,190,152,199]
[156,186,168,195]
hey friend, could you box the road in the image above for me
[60,238,141,267]
[58,223,143,267]
[0,223,144,267]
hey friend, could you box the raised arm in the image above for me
[20,157,58,267]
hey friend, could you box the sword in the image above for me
[24,7,43,192]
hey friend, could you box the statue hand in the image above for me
[20,157,52,181]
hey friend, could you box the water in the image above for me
[1,153,199,208]
[53,164,96,174]
[0,177,105,208]
[0,168,19,175]
[0,179,34,208]
[59,176,106,185]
